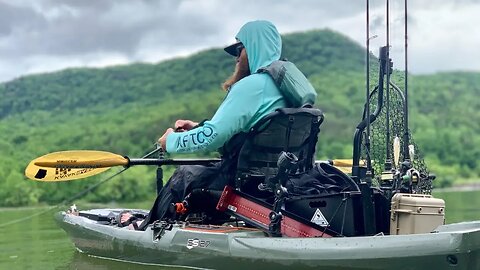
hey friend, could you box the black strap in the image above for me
[284,115,294,151]
[305,116,320,172]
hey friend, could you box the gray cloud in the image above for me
[0,0,479,82]
[0,2,44,36]
[1,1,177,57]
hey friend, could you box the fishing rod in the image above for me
[384,0,392,170]
[403,0,411,161]
[353,0,396,180]
[365,0,372,175]
[351,49,388,180]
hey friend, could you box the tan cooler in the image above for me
[390,193,445,235]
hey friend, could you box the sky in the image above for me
[0,0,479,83]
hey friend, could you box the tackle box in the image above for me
[390,193,445,235]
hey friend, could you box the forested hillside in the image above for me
[0,29,478,206]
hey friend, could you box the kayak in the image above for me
[55,208,480,270]
[39,4,479,269]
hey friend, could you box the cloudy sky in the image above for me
[1,0,479,83]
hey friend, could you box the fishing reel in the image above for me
[393,160,418,193]
[378,162,414,197]
[378,137,436,197]
[258,151,298,192]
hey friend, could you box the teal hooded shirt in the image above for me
[166,20,287,153]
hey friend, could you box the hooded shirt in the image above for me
[166,20,286,153]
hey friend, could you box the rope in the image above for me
[0,168,127,228]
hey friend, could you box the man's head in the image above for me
[222,42,250,91]
[222,20,282,91]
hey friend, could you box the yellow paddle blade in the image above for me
[25,160,110,182]
[331,159,355,167]
[330,159,369,174]
[25,150,127,182]
[331,159,367,167]
[33,150,128,168]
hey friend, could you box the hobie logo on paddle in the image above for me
[310,209,329,227]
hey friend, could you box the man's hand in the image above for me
[174,120,198,132]
[158,128,174,150]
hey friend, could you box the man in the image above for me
[159,20,285,153]
[125,20,287,230]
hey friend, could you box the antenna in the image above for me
[403,0,410,160]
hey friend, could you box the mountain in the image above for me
[0,29,478,206]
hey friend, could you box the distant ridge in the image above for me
[0,29,478,206]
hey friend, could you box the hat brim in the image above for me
[224,42,242,57]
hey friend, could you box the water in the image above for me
[0,207,73,270]
[434,189,480,223]
[0,190,479,270]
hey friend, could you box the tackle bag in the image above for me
[258,60,317,107]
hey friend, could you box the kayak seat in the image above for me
[234,106,324,196]
[174,106,323,225]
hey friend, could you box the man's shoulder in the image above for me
[231,73,273,90]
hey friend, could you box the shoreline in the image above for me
[434,181,480,193]
[1,183,480,209]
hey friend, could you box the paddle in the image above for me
[25,150,221,182]
[25,150,122,182]
[26,150,361,182]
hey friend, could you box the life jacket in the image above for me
[258,60,317,108]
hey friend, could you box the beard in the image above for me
[222,55,251,91]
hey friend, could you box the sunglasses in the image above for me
[235,43,244,57]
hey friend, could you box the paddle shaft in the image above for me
[128,158,221,166]
[34,154,221,169]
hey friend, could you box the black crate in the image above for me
[284,191,364,236]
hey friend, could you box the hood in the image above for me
[235,20,282,73]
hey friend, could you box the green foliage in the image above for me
[0,29,478,206]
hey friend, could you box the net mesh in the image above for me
[360,80,432,195]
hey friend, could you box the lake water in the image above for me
[1,190,479,270]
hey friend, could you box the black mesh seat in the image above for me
[234,106,324,193]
